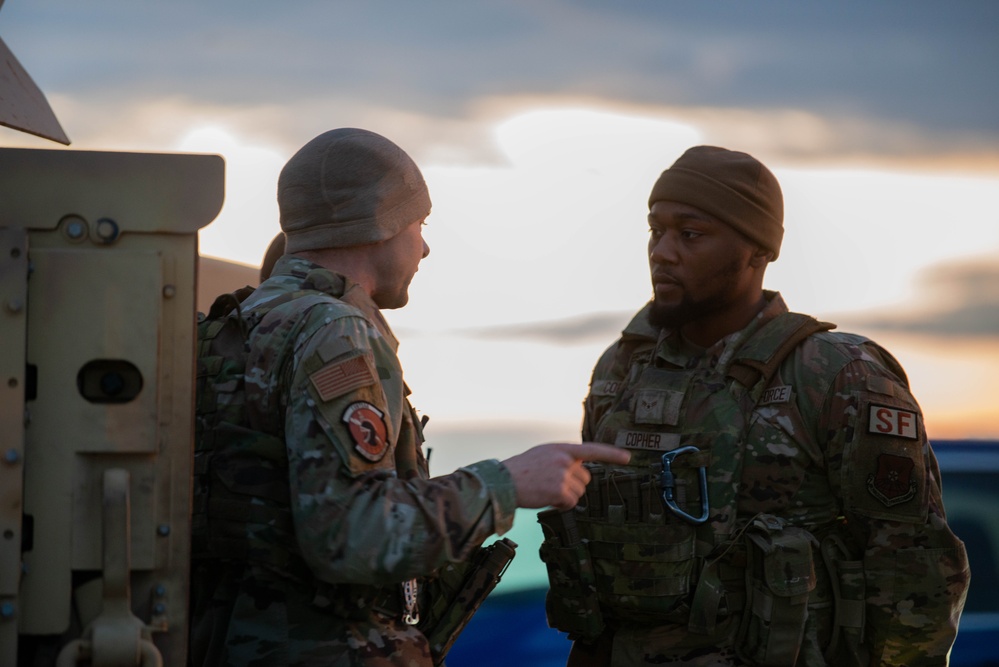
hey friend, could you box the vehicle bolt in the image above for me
[157,524,170,537]
[3,449,19,464]
[153,603,166,615]
[65,219,86,240]
[155,585,166,597]
[95,218,120,243]
[0,602,15,619]
[5,298,23,314]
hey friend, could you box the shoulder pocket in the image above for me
[844,392,928,523]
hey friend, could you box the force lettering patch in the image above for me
[310,353,376,402]
[867,453,917,507]
[867,404,919,439]
[342,401,389,461]
[759,385,792,405]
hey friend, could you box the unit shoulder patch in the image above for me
[342,401,388,461]
[867,452,917,507]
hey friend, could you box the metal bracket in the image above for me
[55,469,163,667]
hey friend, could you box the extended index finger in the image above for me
[570,442,631,465]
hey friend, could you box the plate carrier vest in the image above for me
[538,312,869,665]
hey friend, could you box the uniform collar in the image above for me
[267,255,400,352]
[621,302,661,342]
[652,291,789,370]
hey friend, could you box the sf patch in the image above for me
[342,401,389,462]
[867,404,918,439]
[867,452,917,507]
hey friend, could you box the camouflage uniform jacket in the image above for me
[577,292,969,666]
[192,255,517,667]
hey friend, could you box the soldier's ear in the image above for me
[749,246,773,268]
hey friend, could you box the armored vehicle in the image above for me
[2,14,224,664]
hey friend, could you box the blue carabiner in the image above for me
[660,446,710,525]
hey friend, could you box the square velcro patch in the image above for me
[310,352,377,402]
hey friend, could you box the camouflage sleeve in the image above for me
[283,309,517,586]
[817,339,970,665]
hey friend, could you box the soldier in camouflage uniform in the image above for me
[189,128,629,666]
[539,146,970,666]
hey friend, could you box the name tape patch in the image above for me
[867,404,919,440]
[590,380,622,397]
[614,430,681,452]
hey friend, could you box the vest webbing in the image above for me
[541,311,835,641]
[725,312,836,399]
[692,312,835,635]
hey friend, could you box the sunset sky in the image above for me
[3,0,997,476]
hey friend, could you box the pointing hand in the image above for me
[501,442,631,511]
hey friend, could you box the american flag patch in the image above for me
[310,353,376,402]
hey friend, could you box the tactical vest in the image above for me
[540,312,846,663]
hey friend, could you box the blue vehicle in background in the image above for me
[933,440,999,666]
[448,439,999,667]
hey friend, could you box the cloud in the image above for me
[4,0,998,160]
[842,256,999,338]
[452,255,999,346]
[457,311,634,345]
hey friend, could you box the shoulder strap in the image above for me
[726,312,836,396]
[207,284,256,319]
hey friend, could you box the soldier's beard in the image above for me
[647,258,743,330]
[648,295,726,330]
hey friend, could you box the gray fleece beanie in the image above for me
[278,128,432,252]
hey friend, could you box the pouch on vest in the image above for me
[538,508,605,641]
[737,514,817,667]
[573,458,702,627]
[820,534,867,666]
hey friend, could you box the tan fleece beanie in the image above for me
[278,128,432,252]
[648,145,784,260]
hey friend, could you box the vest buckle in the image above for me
[660,446,710,525]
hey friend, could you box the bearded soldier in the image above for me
[190,128,629,666]
[539,146,969,666]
